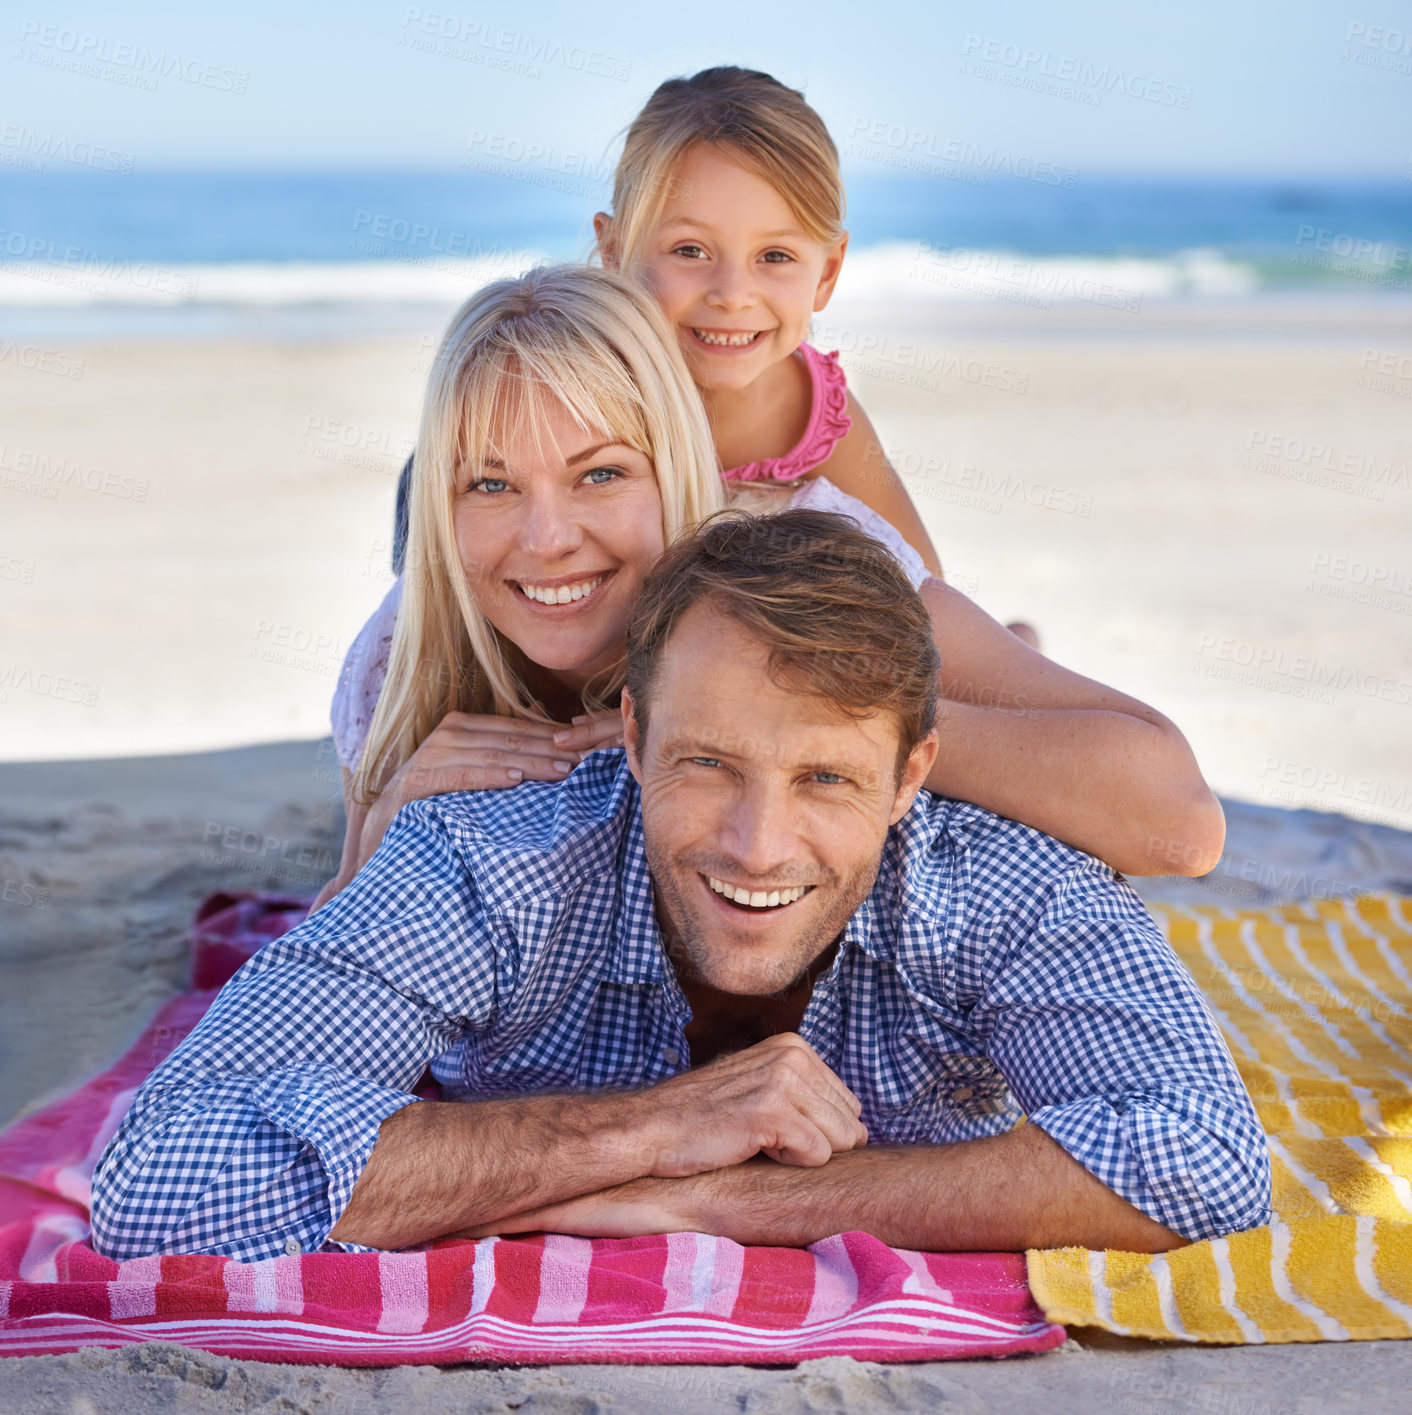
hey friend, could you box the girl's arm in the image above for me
[920,578,1225,877]
[813,394,943,576]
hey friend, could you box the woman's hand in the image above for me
[355,708,626,875]
[549,707,626,759]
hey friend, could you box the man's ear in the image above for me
[888,728,938,825]
[593,212,620,270]
[621,686,644,783]
[812,229,849,312]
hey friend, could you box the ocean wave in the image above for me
[836,242,1261,305]
[0,254,544,307]
[0,245,1351,311]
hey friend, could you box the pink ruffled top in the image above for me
[720,343,852,483]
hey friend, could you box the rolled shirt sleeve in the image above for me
[91,798,493,1262]
[975,869,1273,1242]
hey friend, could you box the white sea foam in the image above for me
[0,243,1263,310]
[836,241,1260,306]
[0,254,545,307]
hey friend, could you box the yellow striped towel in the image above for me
[1027,892,1412,1343]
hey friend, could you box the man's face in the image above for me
[625,603,937,997]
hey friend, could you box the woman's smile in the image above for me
[511,570,612,608]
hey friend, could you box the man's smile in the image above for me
[703,872,815,911]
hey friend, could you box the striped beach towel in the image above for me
[0,992,1063,1364]
[1028,892,1412,1343]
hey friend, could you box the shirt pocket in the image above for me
[867,1018,1013,1144]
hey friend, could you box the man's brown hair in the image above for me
[626,510,939,772]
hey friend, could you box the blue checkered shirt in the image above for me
[92,752,1272,1261]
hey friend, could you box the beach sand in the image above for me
[3,297,1412,1408]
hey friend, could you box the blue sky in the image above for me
[3,0,1410,176]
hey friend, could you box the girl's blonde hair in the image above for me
[600,66,845,272]
[354,263,725,804]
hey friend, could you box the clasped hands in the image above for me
[455,1032,866,1241]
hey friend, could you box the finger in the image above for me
[440,719,567,748]
[794,1091,869,1154]
[551,718,626,751]
[399,757,574,798]
[440,710,564,736]
[398,765,529,797]
[778,1036,865,1119]
[430,735,579,769]
[756,1110,836,1168]
[751,1034,864,1120]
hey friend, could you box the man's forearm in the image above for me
[495,1124,1189,1253]
[925,697,1224,878]
[329,1094,652,1249]
[688,1126,1186,1251]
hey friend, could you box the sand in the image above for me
[3,295,1412,1407]
[4,298,1411,833]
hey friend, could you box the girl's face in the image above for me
[453,393,664,692]
[623,145,846,393]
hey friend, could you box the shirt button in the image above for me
[284,1238,302,1256]
[661,1047,680,1067]
[953,1087,974,1102]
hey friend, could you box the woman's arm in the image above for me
[310,766,369,911]
[812,395,943,576]
[921,578,1225,876]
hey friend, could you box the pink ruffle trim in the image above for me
[722,344,853,483]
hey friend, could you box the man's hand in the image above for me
[627,1033,867,1175]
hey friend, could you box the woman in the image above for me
[317,264,1222,906]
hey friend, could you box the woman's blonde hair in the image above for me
[354,263,724,804]
[600,66,845,273]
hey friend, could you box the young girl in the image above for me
[591,66,945,584]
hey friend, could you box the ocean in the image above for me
[1,168,1409,338]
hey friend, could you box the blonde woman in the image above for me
[315,265,725,906]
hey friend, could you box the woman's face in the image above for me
[453,393,664,692]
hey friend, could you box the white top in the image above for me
[330,476,932,771]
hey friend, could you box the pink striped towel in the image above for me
[0,896,1065,1366]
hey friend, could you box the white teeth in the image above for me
[517,574,605,606]
[694,328,760,347]
[706,876,808,909]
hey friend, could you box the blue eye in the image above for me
[584,465,623,485]
[468,476,508,494]
[814,771,846,785]
[691,756,722,769]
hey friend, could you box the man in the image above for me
[93,510,1271,1262]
